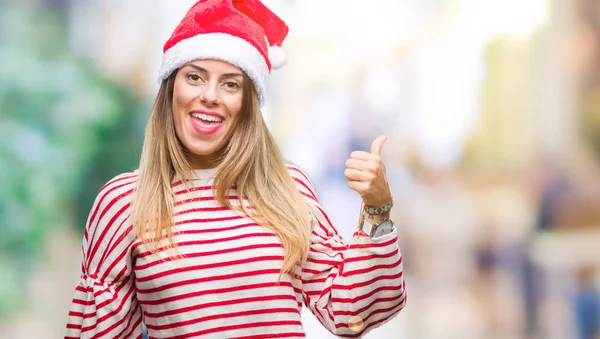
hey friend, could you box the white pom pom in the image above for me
[268,46,287,69]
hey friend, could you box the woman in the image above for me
[65,0,406,338]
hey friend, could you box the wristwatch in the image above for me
[360,218,395,238]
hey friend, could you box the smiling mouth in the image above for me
[191,112,224,124]
[189,112,224,134]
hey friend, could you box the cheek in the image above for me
[172,83,183,117]
[172,82,196,115]
[172,85,193,133]
[225,94,244,120]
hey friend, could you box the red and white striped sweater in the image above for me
[65,164,406,338]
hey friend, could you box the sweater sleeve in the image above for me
[65,172,143,339]
[287,164,406,338]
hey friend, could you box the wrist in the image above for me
[359,215,395,238]
[356,199,395,238]
[361,198,394,222]
[363,197,394,219]
[362,211,390,224]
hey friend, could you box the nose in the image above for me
[199,82,220,106]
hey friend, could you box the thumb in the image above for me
[370,135,388,156]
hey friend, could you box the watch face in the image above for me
[374,220,394,237]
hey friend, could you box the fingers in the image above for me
[345,135,391,205]
[345,158,376,171]
[370,135,388,156]
[344,168,372,182]
[349,151,379,162]
[347,180,369,193]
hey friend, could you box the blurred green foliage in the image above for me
[0,3,147,316]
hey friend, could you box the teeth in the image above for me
[191,113,223,123]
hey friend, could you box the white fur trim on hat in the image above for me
[158,33,269,105]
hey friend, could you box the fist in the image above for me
[344,135,392,207]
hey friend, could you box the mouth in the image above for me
[189,111,224,135]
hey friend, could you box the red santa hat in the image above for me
[158,0,289,105]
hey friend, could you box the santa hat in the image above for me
[158,0,289,105]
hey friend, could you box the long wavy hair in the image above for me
[130,69,311,276]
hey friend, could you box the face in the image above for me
[172,59,245,169]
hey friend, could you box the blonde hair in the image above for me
[131,70,311,276]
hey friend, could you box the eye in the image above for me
[223,81,241,90]
[185,73,203,83]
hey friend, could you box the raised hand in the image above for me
[344,135,392,207]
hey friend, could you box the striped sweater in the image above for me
[65,164,406,338]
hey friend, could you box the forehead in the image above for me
[183,59,243,74]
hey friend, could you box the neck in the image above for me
[188,153,220,169]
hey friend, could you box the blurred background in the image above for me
[1,0,600,338]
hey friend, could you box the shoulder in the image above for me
[285,162,319,203]
[83,171,139,274]
[285,162,312,183]
[88,170,138,226]
[97,170,138,202]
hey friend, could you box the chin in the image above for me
[187,145,217,157]
[185,139,224,159]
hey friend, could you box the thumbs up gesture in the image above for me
[344,135,392,207]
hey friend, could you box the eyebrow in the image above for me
[185,64,244,78]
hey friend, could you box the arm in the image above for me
[65,172,143,339]
[288,164,406,337]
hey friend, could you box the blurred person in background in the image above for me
[573,267,599,339]
[63,0,406,338]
